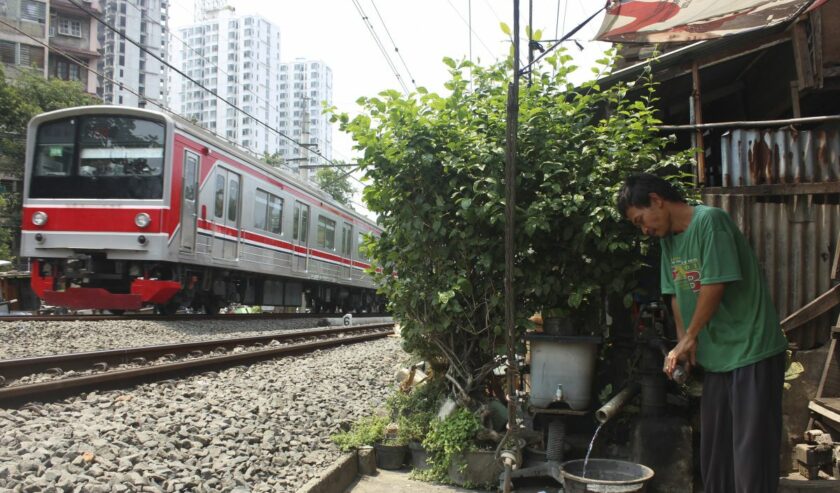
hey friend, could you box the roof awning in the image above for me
[595,0,824,43]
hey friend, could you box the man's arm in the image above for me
[665,283,726,374]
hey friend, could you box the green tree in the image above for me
[335,50,690,401]
[314,166,354,207]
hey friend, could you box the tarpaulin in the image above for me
[595,0,821,43]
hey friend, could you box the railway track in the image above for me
[0,322,394,408]
[0,312,391,322]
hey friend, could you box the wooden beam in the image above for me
[782,284,840,333]
[702,182,840,197]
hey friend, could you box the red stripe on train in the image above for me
[21,207,164,233]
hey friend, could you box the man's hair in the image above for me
[616,173,685,217]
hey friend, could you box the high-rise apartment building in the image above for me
[169,7,281,156]
[98,0,168,108]
[278,58,333,181]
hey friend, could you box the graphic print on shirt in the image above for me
[671,257,701,293]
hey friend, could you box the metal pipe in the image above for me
[595,382,641,424]
[658,114,840,131]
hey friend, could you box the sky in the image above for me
[168,0,610,213]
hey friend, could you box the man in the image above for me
[617,173,788,493]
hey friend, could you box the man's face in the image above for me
[625,195,669,237]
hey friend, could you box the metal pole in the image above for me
[691,61,706,186]
[504,0,521,443]
[657,114,840,131]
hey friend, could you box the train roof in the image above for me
[28,105,380,232]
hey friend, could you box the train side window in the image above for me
[268,195,283,234]
[254,190,268,230]
[293,202,309,243]
[357,232,367,259]
[342,222,353,256]
[214,174,225,218]
[227,175,239,222]
[317,215,336,250]
[254,189,283,235]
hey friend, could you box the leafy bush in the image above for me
[421,407,483,481]
[331,415,389,451]
[335,47,690,401]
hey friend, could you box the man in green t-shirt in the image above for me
[617,173,788,493]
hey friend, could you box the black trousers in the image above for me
[701,351,785,493]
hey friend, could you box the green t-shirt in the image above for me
[660,205,787,372]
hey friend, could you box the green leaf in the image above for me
[500,22,511,36]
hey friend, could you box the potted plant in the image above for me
[331,414,408,470]
[399,411,434,470]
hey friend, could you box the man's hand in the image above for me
[665,335,697,376]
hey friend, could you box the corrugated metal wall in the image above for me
[720,125,840,186]
[705,123,840,349]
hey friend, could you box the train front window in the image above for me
[30,115,166,199]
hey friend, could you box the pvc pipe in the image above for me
[595,382,641,424]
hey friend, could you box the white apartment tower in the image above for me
[170,8,281,156]
[98,0,168,108]
[278,58,333,181]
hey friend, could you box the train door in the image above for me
[179,151,199,252]
[292,201,310,272]
[341,222,353,279]
[211,168,241,261]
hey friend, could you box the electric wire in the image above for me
[519,3,606,76]
[66,0,339,167]
[368,0,418,88]
[350,0,409,94]
[444,0,495,59]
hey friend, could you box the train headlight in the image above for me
[134,213,151,229]
[32,211,48,226]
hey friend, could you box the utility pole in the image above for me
[504,0,521,450]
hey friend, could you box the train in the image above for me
[19,105,383,314]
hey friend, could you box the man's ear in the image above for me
[648,192,664,208]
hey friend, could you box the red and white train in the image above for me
[20,105,383,314]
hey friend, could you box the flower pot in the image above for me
[447,449,503,487]
[374,442,407,470]
[408,441,430,470]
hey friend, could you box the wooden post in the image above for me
[691,61,706,186]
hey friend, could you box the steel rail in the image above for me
[0,312,391,323]
[0,323,394,384]
[0,326,394,408]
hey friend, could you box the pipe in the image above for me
[595,382,641,424]
[658,114,840,131]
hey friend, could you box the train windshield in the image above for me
[30,115,166,199]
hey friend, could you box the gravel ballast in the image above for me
[0,332,405,492]
[0,317,392,360]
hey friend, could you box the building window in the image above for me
[19,43,44,68]
[20,0,45,23]
[317,215,336,250]
[0,40,14,64]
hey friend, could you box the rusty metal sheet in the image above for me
[721,125,840,187]
[703,193,839,349]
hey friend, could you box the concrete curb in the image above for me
[297,451,359,493]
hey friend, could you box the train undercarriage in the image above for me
[30,253,384,315]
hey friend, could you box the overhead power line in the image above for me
[350,0,410,94]
[444,0,495,59]
[66,0,339,167]
[369,0,417,88]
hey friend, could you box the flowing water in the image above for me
[582,422,605,478]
